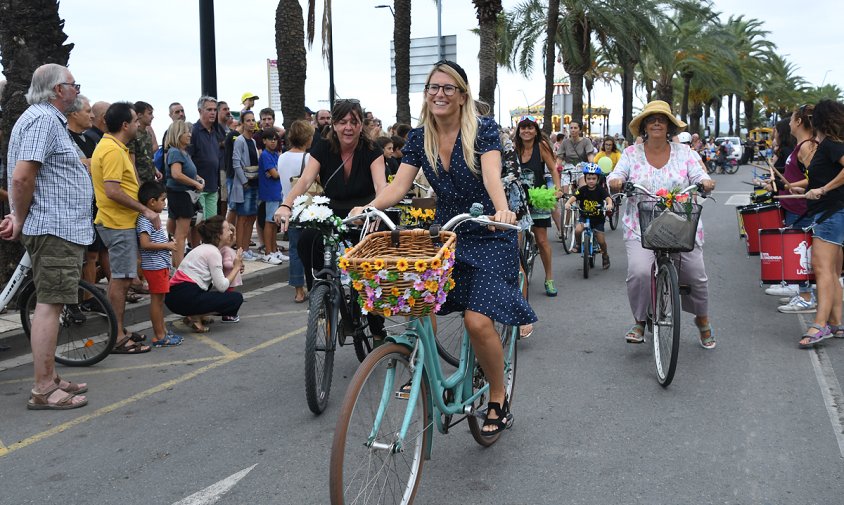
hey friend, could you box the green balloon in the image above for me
[597,156,614,173]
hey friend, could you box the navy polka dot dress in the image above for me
[403,117,537,326]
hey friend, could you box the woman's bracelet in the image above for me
[280,203,292,211]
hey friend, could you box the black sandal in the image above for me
[481,398,513,437]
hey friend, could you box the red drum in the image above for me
[740,204,784,255]
[759,228,815,284]
[736,205,749,238]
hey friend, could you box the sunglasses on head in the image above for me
[519,115,538,123]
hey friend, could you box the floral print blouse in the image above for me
[607,143,711,246]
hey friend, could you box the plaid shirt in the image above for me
[6,103,94,245]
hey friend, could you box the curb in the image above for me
[0,264,289,354]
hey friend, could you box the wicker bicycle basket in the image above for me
[637,201,702,253]
[341,229,457,317]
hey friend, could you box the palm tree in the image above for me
[542,0,559,135]
[393,0,412,124]
[725,15,776,131]
[276,0,307,128]
[0,0,73,279]
[473,0,503,117]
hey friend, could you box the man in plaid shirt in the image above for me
[1,63,94,410]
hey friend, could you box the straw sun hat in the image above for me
[628,100,686,137]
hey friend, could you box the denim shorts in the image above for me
[264,201,280,222]
[810,208,844,245]
[235,186,258,216]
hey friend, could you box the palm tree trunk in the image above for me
[276,0,307,128]
[727,94,733,135]
[680,73,692,123]
[474,0,503,118]
[569,73,585,126]
[585,80,592,136]
[689,101,702,133]
[542,0,559,136]
[0,0,73,281]
[393,0,411,124]
[743,97,754,131]
[620,58,635,142]
[655,81,672,103]
[734,95,741,135]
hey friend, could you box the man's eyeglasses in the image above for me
[425,84,461,97]
[58,82,81,92]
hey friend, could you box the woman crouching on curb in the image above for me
[165,216,244,333]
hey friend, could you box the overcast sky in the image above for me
[0,0,839,137]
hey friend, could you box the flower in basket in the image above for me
[290,195,346,242]
[653,187,694,216]
[401,206,436,227]
[527,187,558,211]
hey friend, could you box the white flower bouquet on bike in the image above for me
[290,195,347,244]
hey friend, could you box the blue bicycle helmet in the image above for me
[581,162,603,176]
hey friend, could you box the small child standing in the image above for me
[258,127,284,265]
[219,221,243,323]
[136,181,183,347]
[565,163,614,269]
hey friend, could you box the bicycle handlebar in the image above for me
[623,182,709,199]
[344,205,520,233]
[342,207,398,230]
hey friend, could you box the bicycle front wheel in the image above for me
[725,161,739,174]
[609,197,621,230]
[330,343,429,505]
[305,284,337,415]
[582,235,591,279]
[562,209,575,253]
[652,262,681,387]
[21,280,117,367]
[468,322,518,447]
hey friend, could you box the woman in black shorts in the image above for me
[514,116,562,296]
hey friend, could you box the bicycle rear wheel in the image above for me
[433,312,463,367]
[652,262,681,387]
[725,160,739,174]
[468,322,518,446]
[565,209,578,254]
[21,280,117,367]
[330,343,429,505]
[304,283,337,415]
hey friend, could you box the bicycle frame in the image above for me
[0,252,31,310]
[312,239,364,339]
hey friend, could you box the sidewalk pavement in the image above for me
[0,251,291,362]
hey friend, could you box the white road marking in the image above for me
[172,464,257,505]
[799,314,844,458]
[724,194,752,206]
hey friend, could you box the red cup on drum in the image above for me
[740,204,785,255]
[759,228,815,284]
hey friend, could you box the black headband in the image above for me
[435,60,468,85]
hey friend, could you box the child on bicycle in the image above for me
[564,163,613,269]
[136,181,182,347]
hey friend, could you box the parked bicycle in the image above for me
[303,213,388,415]
[623,182,709,386]
[329,205,521,504]
[3,251,117,366]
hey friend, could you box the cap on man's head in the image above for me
[305,106,315,115]
[241,92,259,103]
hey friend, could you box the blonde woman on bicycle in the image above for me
[351,60,536,436]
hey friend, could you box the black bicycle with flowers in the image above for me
[290,196,381,415]
[624,182,707,387]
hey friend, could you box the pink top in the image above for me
[778,140,812,216]
[220,246,243,287]
[169,244,230,292]
[607,143,710,246]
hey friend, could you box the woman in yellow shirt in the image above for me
[593,135,621,171]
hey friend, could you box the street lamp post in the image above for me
[374,4,395,17]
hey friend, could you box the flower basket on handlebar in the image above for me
[339,229,457,318]
[637,200,702,253]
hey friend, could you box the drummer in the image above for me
[762,116,816,313]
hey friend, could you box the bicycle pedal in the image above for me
[394,381,412,400]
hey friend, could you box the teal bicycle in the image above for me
[329,206,521,504]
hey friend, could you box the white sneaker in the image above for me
[765,284,798,297]
[777,294,817,313]
[242,250,259,261]
[262,254,283,265]
[273,251,289,262]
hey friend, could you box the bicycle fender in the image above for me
[385,334,416,350]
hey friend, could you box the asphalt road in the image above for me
[1,170,844,505]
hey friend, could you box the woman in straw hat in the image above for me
[351,60,537,436]
[607,100,717,348]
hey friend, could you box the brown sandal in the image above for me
[55,375,87,394]
[111,335,151,354]
[27,384,88,410]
